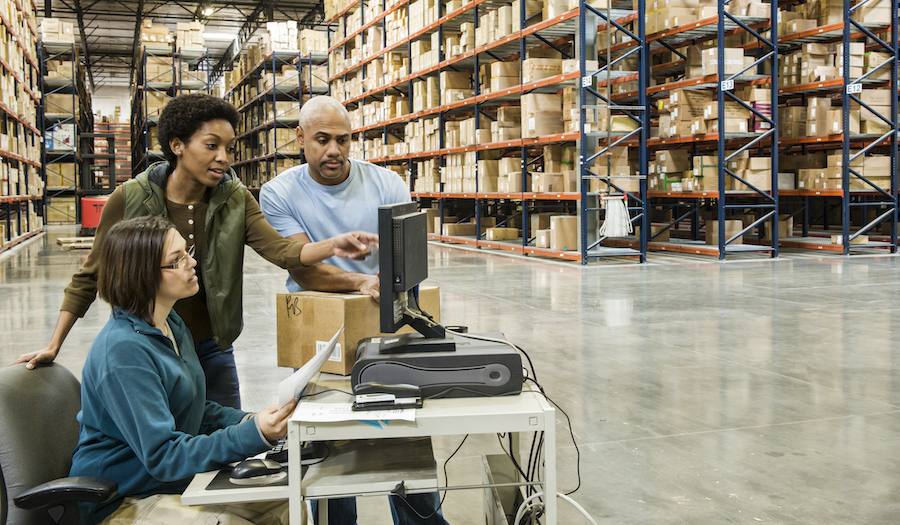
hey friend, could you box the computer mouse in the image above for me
[229,458,286,486]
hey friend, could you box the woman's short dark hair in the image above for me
[157,93,240,167]
[98,216,175,324]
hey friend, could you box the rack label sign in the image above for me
[720,79,734,91]
[582,75,592,87]
[846,83,862,94]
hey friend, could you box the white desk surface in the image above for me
[293,377,552,442]
[182,470,289,506]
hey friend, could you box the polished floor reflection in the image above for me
[3,227,900,524]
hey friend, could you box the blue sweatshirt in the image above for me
[69,308,270,525]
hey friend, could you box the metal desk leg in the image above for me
[320,500,328,524]
[288,426,304,525]
[544,404,557,524]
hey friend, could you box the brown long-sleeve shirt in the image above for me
[61,185,307,343]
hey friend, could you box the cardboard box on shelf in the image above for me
[531,212,554,234]
[536,229,551,248]
[486,227,519,241]
[550,215,577,251]
[276,287,441,374]
[525,111,564,138]
[522,58,562,83]
[44,124,76,151]
[824,108,860,135]
[705,219,743,245]
[763,215,794,239]
[831,234,869,245]
[702,48,745,76]
[531,172,564,193]
[863,156,891,177]
[710,118,749,133]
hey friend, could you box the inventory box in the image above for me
[276,286,441,375]
[705,219,744,245]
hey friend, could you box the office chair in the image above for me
[0,363,115,525]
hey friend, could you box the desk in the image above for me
[287,378,556,525]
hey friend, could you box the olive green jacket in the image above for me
[123,162,246,349]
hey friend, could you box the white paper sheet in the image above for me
[291,402,417,422]
[278,325,343,408]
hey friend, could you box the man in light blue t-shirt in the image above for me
[259,98,410,299]
[259,96,449,525]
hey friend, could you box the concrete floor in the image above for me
[3,226,900,524]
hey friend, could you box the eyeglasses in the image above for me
[161,244,195,270]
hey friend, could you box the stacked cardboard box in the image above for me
[43,93,79,115]
[175,22,204,50]
[858,89,893,134]
[441,70,474,105]
[660,89,712,138]
[413,159,441,193]
[145,56,174,82]
[45,163,76,188]
[44,59,74,79]
[40,18,75,43]
[522,93,563,138]
[140,20,171,46]
[145,91,170,118]
[299,29,328,55]
[412,77,440,112]
[483,61,519,93]
[266,21,299,52]
[490,106,521,142]
[498,156,527,192]
[44,123,75,151]
[45,196,77,223]
[477,158,500,192]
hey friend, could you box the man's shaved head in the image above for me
[298,96,350,132]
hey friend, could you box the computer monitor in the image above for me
[377,202,455,354]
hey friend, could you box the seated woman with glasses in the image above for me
[69,216,296,525]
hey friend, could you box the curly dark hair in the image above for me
[157,93,240,167]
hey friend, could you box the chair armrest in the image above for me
[13,476,117,510]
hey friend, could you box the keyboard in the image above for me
[264,439,330,466]
[265,438,288,464]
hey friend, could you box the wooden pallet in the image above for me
[57,237,94,250]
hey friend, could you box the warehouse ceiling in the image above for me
[37,0,326,90]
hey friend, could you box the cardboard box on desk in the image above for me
[276,287,441,375]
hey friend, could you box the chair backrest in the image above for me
[0,364,82,525]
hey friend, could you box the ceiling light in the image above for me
[202,7,214,15]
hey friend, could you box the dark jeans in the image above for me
[311,493,448,525]
[194,338,242,409]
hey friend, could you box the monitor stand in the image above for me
[377,333,457,355]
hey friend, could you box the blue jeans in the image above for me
[311,493,448,524]
[194,339,242,409]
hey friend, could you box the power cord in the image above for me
[389,434,469,521]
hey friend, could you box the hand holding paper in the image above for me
[278,325,344,408]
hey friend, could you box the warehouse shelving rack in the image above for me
[131,45,178,176]
[326,0,650,263]
[600,4,780,259]
[40,41,90,227]
[612,5,778,259]
[775,0,897,254]
[227,50,329,189]
[580,0,650,263]
[0,0,42,251]
[92,121,131,187]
